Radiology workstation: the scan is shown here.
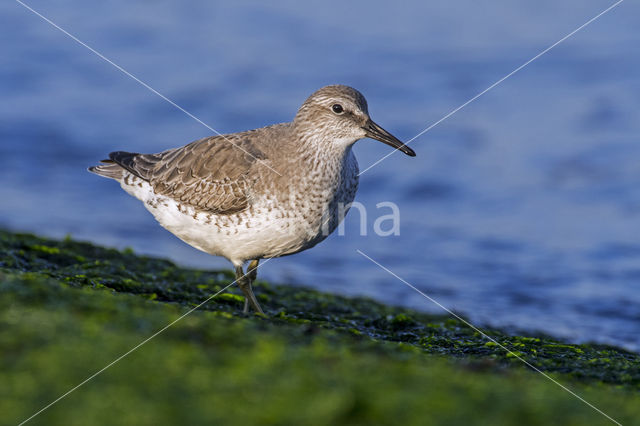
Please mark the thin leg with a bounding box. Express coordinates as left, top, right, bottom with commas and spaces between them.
245, 259, 259, 313
247, 259, 259, 282
235, 264, 265, 315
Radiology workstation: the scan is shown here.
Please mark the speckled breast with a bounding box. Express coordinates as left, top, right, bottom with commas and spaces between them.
262, 147, 360, 258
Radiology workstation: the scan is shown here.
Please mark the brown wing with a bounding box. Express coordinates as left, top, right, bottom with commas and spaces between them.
110, 133, 267, 214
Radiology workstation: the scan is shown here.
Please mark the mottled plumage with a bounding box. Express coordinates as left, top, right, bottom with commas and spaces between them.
89, 85, 415, 314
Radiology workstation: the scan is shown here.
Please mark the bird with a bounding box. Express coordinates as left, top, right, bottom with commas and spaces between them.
89, 85, 415, 314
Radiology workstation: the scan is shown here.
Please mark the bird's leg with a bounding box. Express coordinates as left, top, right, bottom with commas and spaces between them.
247, 259, 259, 282
243, 294, 249, 314
245, 259, 260, 313
235, 264, 264, 315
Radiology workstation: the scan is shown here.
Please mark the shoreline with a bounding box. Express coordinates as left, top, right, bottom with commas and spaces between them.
1, 228, 639, 424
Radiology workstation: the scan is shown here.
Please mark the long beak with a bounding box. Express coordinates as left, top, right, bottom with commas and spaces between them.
363, 120, 416, 157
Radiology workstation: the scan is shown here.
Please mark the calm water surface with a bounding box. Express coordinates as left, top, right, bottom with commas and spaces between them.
1, 1, 639, 350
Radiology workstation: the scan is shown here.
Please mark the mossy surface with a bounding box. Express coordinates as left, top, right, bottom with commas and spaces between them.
1, 229, 639, 425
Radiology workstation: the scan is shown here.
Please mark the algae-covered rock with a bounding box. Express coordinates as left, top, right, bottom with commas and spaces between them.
1, 229, 639, 425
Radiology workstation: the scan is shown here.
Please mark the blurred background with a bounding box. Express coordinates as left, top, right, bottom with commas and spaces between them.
1, 1, 638, 350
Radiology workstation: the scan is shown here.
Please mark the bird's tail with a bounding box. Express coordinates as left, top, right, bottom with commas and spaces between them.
88, 160, 125, 180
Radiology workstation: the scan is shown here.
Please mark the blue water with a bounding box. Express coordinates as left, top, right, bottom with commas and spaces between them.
2, 1, 639, 351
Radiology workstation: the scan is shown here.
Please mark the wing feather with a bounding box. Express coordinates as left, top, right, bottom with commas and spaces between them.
109, 133, 267, 214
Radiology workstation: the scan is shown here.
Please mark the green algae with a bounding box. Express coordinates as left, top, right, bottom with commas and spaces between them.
1, 229, 640, 425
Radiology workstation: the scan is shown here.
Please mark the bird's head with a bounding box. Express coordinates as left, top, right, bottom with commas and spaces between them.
294, 85, 416, 157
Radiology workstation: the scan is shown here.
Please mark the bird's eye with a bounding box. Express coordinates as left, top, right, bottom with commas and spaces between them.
331, 104, 344, 114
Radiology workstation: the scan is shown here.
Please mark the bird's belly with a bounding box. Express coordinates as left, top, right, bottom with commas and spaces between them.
148, 198, 343, 263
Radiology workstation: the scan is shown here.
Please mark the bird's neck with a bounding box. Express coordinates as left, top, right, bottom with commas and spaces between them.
291, 122, 357, 164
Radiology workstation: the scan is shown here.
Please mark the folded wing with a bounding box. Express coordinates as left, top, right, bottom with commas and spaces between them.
95, 134, 267, 215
